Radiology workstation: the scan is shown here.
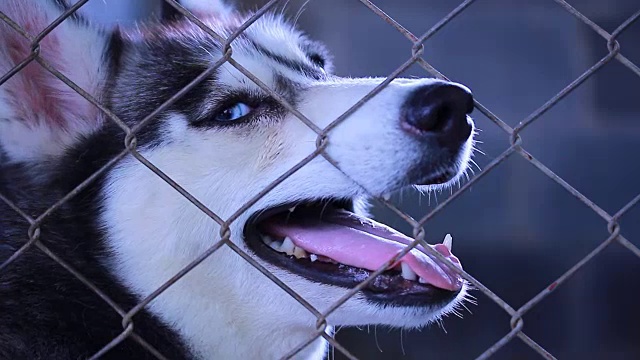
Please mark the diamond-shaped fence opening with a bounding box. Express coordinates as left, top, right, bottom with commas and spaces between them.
0, 0, 639, 359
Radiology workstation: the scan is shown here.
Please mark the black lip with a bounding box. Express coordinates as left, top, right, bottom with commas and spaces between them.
415, 169, 457, 186
243, 200, 460, 307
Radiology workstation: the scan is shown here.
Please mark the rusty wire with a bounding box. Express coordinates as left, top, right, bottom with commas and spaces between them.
0, 0, 639, 359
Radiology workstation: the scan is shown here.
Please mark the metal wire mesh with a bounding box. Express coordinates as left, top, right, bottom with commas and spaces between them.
0, 0, 639, 359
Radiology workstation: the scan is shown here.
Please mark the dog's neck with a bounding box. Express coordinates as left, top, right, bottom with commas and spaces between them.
107, 227, 331, 359
99, 158, 330, 359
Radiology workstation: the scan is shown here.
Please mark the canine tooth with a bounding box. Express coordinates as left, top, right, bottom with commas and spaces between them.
310, 254, 318, 262
269, 240, 282, 252
293, 246, 308, 259
261, 234, 274, 245
401, 263, 417, 281
281, 237, 295, 256
382, 193, 391, 201
419, 277, 428, 284
288, 206, 297, 213
443, 233, 453, 251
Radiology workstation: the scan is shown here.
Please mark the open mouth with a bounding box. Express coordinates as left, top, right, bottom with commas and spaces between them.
243, 199, 464, 307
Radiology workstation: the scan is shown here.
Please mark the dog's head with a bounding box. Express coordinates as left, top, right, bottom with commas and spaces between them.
0, 0, 475, 358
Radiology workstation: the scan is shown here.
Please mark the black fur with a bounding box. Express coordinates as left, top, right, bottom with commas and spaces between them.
0, 130, 193, 359
0, 2, 332, 358
252, 42, 326, 80
0, 3, 202, 356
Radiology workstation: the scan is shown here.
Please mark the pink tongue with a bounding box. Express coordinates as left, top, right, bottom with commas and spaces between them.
259, 211, 463, 291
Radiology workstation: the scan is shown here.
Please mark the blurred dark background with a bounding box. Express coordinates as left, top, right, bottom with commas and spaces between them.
85, 0, 640, 358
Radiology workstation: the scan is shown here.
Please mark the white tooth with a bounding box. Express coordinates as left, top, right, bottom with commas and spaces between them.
401, 263, 418, 281
419, 277, 428, 284
310, 254, 318, 262
382, 193, 392, 201
269, 240, 282, 252
293, 246, 308, 259
281, 237, 295, 256
443, 233, 453, 251
261, 234, 273, 246
288, 206, 296, 213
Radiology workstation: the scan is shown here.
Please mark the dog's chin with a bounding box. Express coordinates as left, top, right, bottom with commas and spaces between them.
308, 280, 467, 330
337, 290, 466, 329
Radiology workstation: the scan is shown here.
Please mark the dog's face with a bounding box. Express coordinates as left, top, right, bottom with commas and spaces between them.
1, 1, 475, 358
102, 12, 475, 356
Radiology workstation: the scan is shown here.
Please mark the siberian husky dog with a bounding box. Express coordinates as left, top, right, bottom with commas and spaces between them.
0, 0, 476, 358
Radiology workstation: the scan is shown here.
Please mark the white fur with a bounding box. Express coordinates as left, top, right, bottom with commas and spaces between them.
181, 0, 235, 18
1, 1, 474, 358
0, 0, 107, 162
100, 46, 473, 358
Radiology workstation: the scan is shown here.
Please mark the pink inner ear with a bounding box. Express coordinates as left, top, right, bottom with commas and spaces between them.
4, 33, 67, 128
1, 1, 100, 132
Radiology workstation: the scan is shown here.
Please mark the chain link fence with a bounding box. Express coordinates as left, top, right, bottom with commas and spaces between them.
1, 0, 639, 359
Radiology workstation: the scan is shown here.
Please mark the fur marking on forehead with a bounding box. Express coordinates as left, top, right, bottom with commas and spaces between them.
123, 12, 327, 81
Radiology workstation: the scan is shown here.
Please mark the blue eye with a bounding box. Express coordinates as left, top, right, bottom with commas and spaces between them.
215, 102, 252, 122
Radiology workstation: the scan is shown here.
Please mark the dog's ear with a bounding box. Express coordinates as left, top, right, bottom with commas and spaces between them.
0, 0, 108, 162
161, 0, 236, 21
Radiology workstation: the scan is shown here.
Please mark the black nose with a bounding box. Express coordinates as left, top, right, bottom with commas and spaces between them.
401, 82, 474, 147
